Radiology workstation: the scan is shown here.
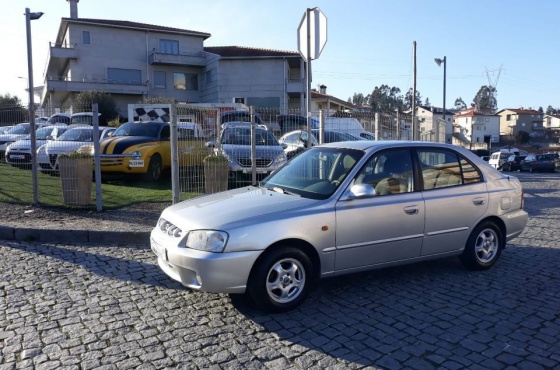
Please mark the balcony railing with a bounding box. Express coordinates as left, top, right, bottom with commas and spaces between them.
149, 50, 206, 67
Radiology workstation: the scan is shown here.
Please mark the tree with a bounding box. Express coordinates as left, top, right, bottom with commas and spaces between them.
424, 97, 431, 107
546, 105, 557, 115
454, 97, 467, 111
349, 93, 367, 106
403, 88, 422, 111
368, 85, 403, 112
74, 90, 119, 121
472, 85, 497, 112
0, 93, 28, 124
538, 106, 544, 113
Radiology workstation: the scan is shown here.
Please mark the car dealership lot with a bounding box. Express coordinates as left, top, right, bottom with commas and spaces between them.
1, 171, 559, 369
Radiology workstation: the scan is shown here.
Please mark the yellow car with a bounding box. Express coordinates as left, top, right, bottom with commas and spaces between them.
80, 121, 207, 181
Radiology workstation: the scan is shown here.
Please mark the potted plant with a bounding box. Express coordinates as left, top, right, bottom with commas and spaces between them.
203, 152, 229, 194
58, 151, 93, 206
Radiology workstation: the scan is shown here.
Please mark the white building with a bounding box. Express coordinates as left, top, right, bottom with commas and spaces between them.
452, 107, 500, 151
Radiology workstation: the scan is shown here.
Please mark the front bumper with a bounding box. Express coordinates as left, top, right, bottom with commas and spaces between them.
151, 235, 262, 294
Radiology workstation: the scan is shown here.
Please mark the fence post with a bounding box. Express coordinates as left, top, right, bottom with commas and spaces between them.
92, 103, 102, 211
170, 103, 180, 204
374, 112, 380, 141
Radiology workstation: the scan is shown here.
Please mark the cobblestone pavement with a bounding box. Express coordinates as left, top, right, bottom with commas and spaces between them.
1, 171, 559, 370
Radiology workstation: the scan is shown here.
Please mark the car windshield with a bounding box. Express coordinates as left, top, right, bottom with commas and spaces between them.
312, 130, 362, 143
34, 127, 57, 140
57, 128, 93, 142
112, 123, 161, 138
6, 124, 31, 135
221, 127, 278, 146
71, 115, 93, 125
261, 146, 364, 200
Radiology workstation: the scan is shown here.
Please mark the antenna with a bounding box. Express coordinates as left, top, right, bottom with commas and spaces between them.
485, 65, 504, 112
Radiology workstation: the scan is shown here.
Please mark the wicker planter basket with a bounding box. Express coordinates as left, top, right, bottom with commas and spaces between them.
59, 157, 93, 206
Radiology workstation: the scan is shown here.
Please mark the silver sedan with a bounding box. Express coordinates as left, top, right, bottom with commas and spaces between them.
151, 141, 528, 312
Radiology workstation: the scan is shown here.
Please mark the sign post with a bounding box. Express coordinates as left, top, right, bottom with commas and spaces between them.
298, 8, 327, 147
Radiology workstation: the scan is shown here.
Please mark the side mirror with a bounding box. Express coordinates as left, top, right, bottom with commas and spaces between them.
281, 143, 288, 149
205, 141, 216, 148
349, 183, 376, 199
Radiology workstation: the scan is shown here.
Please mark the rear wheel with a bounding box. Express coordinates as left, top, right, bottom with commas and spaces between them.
460, 221, 503, 270
247, 247, 314, 313
143, 154, 162, 182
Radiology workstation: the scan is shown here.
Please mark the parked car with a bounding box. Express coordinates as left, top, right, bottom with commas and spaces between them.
276, 114, 318, 134
206, 124, 287, 184
5, 124, 68, 168
220, 110, 263, 126
501, 155, 526, 172
70, 112, 108, 126
45, 113, 71, 125
151, 141, 528, 312
0, 125, 14, 134
488, 147, 520, 169
77, 121, 206, 182
0, 122, 46, 160
278, 129, 365, 160
37, 126, 115, 174
519, 153, 556, 173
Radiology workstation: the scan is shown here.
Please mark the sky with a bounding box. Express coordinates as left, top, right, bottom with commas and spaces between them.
1, 0, 558, 111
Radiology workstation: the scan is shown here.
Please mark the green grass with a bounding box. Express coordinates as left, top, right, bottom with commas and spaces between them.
0, 162, 201, 209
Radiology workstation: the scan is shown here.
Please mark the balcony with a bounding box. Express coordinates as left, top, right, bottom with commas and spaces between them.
45, 42, 79, 76
149, 50, 206, 67
286, 78, 305, 94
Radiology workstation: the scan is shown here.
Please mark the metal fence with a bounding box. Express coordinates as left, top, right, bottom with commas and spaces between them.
1, 102, 443, 209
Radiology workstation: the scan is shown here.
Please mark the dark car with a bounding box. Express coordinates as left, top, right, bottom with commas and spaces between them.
501, 155, 526, 172
520, 153, 556, 173
220, 110, 262, 125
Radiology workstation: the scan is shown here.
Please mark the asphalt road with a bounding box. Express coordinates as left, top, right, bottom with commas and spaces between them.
1, 171, 559, 369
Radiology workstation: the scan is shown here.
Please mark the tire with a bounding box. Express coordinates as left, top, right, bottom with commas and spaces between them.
460, 221, 503, 270
502, 164, 509, 172
143, 154, 162, 182
247, 247, 314, 313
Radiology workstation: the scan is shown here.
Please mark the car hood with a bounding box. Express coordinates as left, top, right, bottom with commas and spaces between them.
162, 186, 319, 229
222, 144, 284, 158
0, 134, 27, 142
100, 136, 161, 154
43, 141, 91, 154
8, 139, 47, 150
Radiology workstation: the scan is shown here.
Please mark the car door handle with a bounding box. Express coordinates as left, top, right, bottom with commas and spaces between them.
472, 197, 486, 206
404, 206, 419, 215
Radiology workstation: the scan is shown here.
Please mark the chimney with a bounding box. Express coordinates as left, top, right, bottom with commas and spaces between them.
67, 0, 79, 19
319, 84, 327, 94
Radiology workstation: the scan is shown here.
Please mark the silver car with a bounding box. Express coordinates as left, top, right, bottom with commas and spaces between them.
151, 141, 528, 312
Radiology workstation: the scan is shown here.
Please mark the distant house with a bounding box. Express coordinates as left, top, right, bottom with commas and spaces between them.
452, 107, 499, 150
543, 114, 560, 132
415, 105, 455, 143
496, 108, 544, 139
40, 1, 306, 118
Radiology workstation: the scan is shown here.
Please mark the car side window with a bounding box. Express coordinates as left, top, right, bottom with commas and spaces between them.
161, 126, 170, 139
418, 149, 482, 190
355, 149, 413, 196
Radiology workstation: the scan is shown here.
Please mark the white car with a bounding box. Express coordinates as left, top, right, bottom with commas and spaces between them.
5, 124, 68, 168
0, 122, 46, 160
37, 126, 115, 174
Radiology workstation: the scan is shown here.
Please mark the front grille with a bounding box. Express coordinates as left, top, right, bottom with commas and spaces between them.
49, 154, 58, 166
6, 152, 31, 164
236, 158, 273, 168
157, 218, 183, 238
100, 157, 125, 167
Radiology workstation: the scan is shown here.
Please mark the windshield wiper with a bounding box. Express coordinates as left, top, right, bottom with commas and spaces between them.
271, 186, 300, 197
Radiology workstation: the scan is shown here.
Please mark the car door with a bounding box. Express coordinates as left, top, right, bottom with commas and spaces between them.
334, 149, 425, 271
418, 148, 488, 256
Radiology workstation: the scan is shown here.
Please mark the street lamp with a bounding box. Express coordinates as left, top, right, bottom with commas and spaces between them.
25, 7, 44, 205
434, 56, 446, 143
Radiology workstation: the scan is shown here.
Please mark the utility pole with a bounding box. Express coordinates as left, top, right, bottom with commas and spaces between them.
412, 41, 417, 140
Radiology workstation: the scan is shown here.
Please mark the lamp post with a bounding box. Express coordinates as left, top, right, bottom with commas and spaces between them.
25, 7, 44, 205
434, 56, 446, 143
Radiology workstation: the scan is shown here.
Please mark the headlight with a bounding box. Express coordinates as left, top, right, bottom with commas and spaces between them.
185, 230, 228, 252
76, 145, 94, 155
124, 151, 142, 160
275, 152, 287, 164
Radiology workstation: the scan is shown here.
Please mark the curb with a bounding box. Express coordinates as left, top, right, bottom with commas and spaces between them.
0, 226, 151, 244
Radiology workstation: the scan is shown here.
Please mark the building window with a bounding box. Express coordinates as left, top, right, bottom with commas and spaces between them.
154, 71, 166, 89
506, 114, 512, 121
174, 73, 198, 90
107, 68, 142, 85
206, 69, 214, 84
83, 31, 90, 45
160, 39, 179, 55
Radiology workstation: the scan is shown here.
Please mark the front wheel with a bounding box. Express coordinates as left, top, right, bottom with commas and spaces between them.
143, 154, 162, 182
247, 247, 314, 313
460, 221, 503, 270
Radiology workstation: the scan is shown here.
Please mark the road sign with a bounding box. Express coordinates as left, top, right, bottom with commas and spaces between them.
297, 8, 327, 61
